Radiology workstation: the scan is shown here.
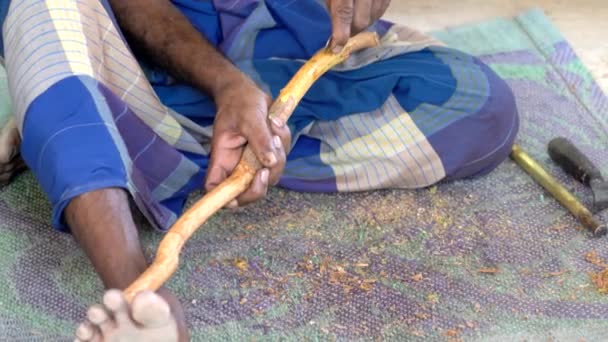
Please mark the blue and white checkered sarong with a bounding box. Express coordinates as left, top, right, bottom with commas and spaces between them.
0, 0, 518, 231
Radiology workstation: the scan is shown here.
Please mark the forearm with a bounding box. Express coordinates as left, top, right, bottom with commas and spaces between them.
108, 0, 244, 97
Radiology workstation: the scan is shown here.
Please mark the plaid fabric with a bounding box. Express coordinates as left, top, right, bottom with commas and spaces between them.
0, 0, 518, 231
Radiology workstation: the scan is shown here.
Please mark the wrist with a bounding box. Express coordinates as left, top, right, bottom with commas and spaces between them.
211, 68, 247, 99
188, 55, 246, 100
209, 68, 258, 105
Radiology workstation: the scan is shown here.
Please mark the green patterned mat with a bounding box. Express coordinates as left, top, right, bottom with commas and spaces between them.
1, 8, 608, 341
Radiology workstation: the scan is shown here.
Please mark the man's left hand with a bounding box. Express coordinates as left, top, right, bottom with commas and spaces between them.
326, 0, 391, 53
204, 75, 291, 208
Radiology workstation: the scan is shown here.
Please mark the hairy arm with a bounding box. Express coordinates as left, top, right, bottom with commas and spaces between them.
108, 0, 291, 207
108, 0, 241, 97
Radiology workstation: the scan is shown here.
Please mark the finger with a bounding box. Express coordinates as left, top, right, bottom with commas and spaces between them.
0, 145, 16, 164
204, 130, 245, 192
267, 135, 286, 186
225, 199, 239, 209
268, 120, 291, 186
204, 159, 228, 193
0, 160, 27, 185
372, 0, 391, 21
0, 157, 25, 174
240, 102, 278, 169
328, 0, 354, 53
0, 172, 11, 184
352, 0, 373, 34
234, 168, 269, 207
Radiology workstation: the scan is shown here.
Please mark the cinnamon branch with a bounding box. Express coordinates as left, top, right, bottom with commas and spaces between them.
124, 32, 380, 302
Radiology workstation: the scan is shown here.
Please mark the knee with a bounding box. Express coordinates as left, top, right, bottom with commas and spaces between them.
439, 57, 520, 181
478, 59, 519, 153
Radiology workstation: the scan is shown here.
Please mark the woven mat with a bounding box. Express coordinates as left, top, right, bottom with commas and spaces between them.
1, 8, 608, 341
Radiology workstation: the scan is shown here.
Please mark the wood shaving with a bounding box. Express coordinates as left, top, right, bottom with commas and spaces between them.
547, 270, 568, 277
427, 293, 439, 303
444, 329, 460, 337
591, 269, 608, 294
233, 258, 249, 272
585, 251, 608, 267
294, 256, 377, 294
297, 257, 315, 272
409, 330, 425, 337
414, 312, 429, 320
478, 268, 500, 274
584, 251, 608, 293
411, 273, 424, 282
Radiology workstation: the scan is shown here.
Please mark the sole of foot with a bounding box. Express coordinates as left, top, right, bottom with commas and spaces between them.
75, 289, 179, 342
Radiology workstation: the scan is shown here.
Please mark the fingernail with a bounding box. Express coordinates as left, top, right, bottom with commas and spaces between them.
261, 169, 269, 184
273, 135, 282, 150
332, 44, 344, 54
271, 116, 285, 128
227, 200, 238, 208
264, 152, 277, 166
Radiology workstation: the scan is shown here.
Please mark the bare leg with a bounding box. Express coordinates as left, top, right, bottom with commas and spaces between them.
66, 189, 188, 342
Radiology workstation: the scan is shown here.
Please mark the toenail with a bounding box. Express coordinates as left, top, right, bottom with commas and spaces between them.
75, 323, 94, 340
103, 289, 126, 311
87, 306, 109, 325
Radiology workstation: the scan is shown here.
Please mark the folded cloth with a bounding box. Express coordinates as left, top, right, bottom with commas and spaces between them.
0, 0, 518, 231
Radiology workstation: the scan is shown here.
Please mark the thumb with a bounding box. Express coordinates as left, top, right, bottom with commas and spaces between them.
328, 0, 354, 53
241, 111, 278, 169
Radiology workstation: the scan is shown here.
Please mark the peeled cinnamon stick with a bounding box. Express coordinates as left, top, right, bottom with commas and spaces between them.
124, 32, 380, 302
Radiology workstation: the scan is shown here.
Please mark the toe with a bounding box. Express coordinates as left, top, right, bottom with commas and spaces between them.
103, 289, 132, 326
87, 304, 115, 336
131, 290, 172, 328
74, 321, 97, 342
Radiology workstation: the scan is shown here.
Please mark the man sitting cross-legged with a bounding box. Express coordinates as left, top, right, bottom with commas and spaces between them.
0, 0, 518, 340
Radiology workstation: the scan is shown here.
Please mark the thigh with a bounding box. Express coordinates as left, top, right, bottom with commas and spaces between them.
2, 0, 206, 231
278, 46, 519, 192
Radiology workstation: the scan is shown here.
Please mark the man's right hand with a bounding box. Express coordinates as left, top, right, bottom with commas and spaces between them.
326, 0, 392, 52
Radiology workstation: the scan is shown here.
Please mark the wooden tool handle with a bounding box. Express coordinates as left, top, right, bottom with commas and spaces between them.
548, 137, 603, 185
124, 32, 380, 302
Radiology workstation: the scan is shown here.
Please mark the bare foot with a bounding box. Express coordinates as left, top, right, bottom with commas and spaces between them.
75, 290, 179, 342
0, 117, 26, 186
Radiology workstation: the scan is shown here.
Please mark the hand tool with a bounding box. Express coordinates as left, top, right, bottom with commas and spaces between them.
123, 32, 381, 302
510, 144, 607, 237
548, 137, 608, 213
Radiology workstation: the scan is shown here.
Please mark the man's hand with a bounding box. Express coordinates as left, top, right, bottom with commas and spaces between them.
0, 120, 26, 187
204, 75, 291, 208
326, 0, 391, 52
